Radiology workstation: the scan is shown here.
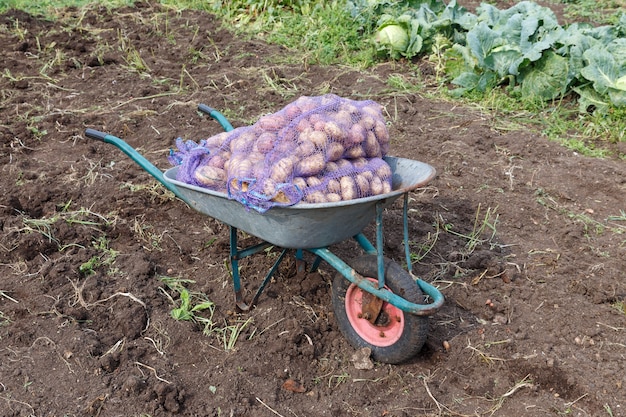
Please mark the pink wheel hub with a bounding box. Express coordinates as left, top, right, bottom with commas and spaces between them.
344, 278, 404, 347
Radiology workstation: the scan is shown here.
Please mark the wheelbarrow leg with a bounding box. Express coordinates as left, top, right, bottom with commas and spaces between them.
229, 226, 249, 311
250, 248, 288, 306
295, 249, 307, 274
229, 226, 289, 311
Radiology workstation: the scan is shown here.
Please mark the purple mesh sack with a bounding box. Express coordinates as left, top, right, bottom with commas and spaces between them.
169, 94, 393, 212
168, 131, 232, 192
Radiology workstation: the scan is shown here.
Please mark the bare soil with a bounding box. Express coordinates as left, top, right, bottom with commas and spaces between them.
1, 3, 625, 417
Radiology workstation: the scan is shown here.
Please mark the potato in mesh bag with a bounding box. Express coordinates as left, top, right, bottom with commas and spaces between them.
169, 94, 393, 212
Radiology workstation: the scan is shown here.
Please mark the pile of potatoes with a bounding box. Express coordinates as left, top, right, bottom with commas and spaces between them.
188, 94, 393, 209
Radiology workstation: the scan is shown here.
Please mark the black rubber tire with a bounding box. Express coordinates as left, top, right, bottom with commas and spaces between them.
331, 255, 429, 364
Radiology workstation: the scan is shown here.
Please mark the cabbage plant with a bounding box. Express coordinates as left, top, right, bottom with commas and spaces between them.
374, 14, 421, 59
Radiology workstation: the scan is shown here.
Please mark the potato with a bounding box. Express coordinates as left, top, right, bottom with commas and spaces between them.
364, 131, 381, 157
251, 160, 267, 178
373, 119, 389, 143
306, 176, 323, 188
194, 166, 226, 188
260, 178, 280, 196
270, 155, 297, 183
380, 141, 390, 155
361, 104, 382, 118
307, 130, 328, 148
275, 139, 296, 155
205, 131, 232, 149
320, 95, 335, 106
297, 100, 318, 113
354, 174, 370, 196
297, 153, 325, 177
325, 162, 339, 173
325, 141, 344, 162
248, 151, 264, 163
361, 115, 377, 130
294, 96, 317, 108
305, 191, 327, 204
327, 178, 341, 194
340, 103, 358, 115
369, 176, 384, 195
284, 103, 303, 119
382, 181, 392, 194
344, 145, 365, 159
255, 132, 277, 154
375, 162, 392, 179
309, 113, 324, 126
230, 178, 249, 193
247, 152, 265, 177
258, 114, 287, 130
296, 119, 312, 133
347, 124, 367, 145
207, 153, 227, 169
351, 157, 368, 168
340, 176, 357, 201
335, 159, 352, 171
334, 110, 353, 127
229, 155, 253, 177
292, 177, 307, 191
295, 141, 316, 158
323, 121, 345, 141
313, 120, 326, 132
230, 131, 256, 153
325, 193, 342, 203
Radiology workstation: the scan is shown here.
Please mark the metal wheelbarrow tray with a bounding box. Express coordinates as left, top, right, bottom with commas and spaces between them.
163, 156, 434, 249
85, 104, 444, 364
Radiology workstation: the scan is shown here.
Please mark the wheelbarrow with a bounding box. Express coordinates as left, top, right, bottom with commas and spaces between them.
84, 104, 444, 364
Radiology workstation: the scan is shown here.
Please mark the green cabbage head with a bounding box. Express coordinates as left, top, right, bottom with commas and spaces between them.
375, 23, 409, 59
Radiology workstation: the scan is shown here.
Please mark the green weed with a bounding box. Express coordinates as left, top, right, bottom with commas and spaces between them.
159, 275, 256, 351
118, 30, 150, 74
439, 204, 500, 254
159, 276, 217, 331
536, 189, 625, 237
612, 300, 626, 315
19, 205, 115, 251
218, 317, 253, 351
79, 236, 119, 276
132, 216, 166, 252
410, 221, 440, 263
121, 182, 176, 203
386, 72, 423, 93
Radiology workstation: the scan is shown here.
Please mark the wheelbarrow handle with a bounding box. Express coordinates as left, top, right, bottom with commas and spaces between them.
198, 104, 234, 132
83, 128, 188, 203
85, 128, 108, 142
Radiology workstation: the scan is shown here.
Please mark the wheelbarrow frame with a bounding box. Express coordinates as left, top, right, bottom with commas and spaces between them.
84, 105, 444, 317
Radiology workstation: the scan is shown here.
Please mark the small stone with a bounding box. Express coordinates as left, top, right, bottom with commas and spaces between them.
493, 313, 508, 325
443, 340, 451, 352
351, 347, 374, 370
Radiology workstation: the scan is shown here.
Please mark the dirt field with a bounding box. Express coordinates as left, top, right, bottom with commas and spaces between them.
1, 2, 625, 416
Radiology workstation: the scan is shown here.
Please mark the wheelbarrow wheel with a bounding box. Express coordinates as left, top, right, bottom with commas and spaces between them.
331, 255, 429, 364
